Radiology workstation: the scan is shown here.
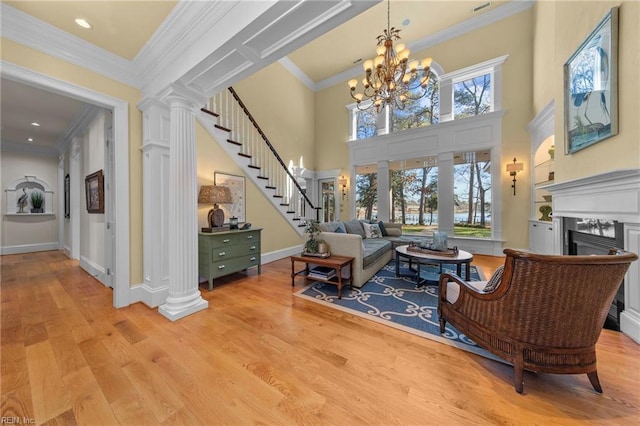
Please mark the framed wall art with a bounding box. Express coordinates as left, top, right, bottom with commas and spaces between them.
214, 172, 245, 223
564, 6, 618, 154
64, 174, 70, 218
85, 169, 104, 213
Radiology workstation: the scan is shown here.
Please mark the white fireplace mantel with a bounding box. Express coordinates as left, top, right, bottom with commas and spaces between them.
544, 168, 640, 344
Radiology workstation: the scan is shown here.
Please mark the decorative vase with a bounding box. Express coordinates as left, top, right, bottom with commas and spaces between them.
31, 208, 44, 214
433, 231, 448, 251
318, 242, 329, 254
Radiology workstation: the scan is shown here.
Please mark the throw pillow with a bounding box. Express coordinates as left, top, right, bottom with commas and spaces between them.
484, 265, 504, 292
378, 221, 388, 236
335, 226, 345, 233
344, 219, 366, 238
363, 222, 382, 239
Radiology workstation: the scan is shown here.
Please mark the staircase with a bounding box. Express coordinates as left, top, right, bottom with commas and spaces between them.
198, 87, 319, 235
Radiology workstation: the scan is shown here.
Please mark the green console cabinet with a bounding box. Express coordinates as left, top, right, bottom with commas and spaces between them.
198, 228, 262, 290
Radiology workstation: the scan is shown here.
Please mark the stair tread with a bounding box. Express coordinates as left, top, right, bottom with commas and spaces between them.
200, 107, 219, 118
215, 124, 231, 132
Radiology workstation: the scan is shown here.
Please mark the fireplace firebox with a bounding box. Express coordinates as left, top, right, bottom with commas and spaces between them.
564, 218, 625, 330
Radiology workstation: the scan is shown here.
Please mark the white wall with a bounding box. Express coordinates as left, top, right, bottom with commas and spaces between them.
77, 110, 107, 280
0, 151, 58, 254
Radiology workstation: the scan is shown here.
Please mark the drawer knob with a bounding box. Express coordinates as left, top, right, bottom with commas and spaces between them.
250, 257, 256, 261
218, 265, 226, 269
247, 235, 253, 239
218, 251, 226, 257
250, 246, 256, 250
223, 239, 230, 243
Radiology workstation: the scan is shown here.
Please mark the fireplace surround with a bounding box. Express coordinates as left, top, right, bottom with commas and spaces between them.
544, 169, 640, 343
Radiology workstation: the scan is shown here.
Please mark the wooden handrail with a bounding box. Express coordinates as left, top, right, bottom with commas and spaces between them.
227, 87, 319, 219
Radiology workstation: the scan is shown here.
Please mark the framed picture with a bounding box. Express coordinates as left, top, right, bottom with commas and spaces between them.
214, 172, 245, 223
564, 6, 618, 154
64, 174, 70, 218
85, 169, 104, 213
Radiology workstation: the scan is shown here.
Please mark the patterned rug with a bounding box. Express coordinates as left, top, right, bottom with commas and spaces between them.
294, 260, 502, 362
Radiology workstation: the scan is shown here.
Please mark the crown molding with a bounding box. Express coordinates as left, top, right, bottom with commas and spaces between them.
278, 57, 315, 91
315, 0, 534, 91
55, 105, 104, 154
0, 3, 141, 88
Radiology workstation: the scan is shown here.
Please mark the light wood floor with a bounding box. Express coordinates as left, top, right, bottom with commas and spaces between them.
1, 251, 639, 425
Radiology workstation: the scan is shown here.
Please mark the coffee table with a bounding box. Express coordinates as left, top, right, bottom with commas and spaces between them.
395, 245, 473, 287
290, 254, 354, 299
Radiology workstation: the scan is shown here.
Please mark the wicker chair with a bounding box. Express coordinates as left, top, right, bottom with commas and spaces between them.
438, 248, 637, 394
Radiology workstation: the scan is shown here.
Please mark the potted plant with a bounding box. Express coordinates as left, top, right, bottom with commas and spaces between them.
303, 219, 328, 255
30, 190, 44, 213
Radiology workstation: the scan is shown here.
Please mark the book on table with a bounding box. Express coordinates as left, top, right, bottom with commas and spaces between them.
308, 266, 336, 280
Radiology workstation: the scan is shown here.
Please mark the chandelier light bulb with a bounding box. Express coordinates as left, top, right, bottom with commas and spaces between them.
408, 60, 419, 72
363, 59, 373, 72
348, 79, 358, 89
394, 43, 406, 53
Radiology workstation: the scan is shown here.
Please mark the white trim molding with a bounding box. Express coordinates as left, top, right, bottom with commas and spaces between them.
1, 61, 131, 309
545, 168, 640, 343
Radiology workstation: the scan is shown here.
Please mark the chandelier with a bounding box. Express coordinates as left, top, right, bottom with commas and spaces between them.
348, 0, 433, 113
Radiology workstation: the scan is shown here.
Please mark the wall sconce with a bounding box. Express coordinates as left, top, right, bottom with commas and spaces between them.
338, 176, 348, 200
506, 157, 524, 196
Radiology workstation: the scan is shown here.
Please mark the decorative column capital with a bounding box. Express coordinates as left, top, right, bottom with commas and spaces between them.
158, 81, 207, 113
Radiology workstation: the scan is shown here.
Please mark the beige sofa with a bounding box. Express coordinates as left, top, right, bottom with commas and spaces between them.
313, 220, 429, 288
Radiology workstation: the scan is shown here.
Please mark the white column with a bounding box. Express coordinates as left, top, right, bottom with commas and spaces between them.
138, 98, 171, 307
437, 152, 455, 235
377, 160, 390, 222
70, 140, 81, 260
158, 84, 208, 321
57, 155, 65, 251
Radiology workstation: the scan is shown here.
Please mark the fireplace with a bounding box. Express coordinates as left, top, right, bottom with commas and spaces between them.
564, 218, 625, 330
544, 169, 640, 343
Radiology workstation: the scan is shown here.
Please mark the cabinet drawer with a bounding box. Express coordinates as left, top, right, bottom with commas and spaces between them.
210, 255, 260, 278
238, 231, 260, 244
208, 234, 238, 248
210, 242, 260, 262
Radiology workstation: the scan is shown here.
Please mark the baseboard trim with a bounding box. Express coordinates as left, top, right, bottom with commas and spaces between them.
262, 245, 303, 264
620, 310, 640, 345
0, 242, 60, 255
129, 282, 170, 308
79, 255, 106, 286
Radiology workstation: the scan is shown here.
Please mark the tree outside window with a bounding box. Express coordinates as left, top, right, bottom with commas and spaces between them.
355, 166, 378, 221
453, 151, 492, 237
454, 74, 491, 118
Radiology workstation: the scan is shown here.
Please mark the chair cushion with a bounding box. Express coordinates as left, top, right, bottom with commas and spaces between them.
363, 222, 382, 239
483, 265, 504, 292
446, 280, 488, 304
344, 219, 366, 238
362, 239, 391, 268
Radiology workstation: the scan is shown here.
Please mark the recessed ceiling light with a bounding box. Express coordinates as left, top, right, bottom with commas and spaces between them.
30, 122, 40, 127
27, 138, 34, 142
402, 19, 410, 26
75, 18, 92, 29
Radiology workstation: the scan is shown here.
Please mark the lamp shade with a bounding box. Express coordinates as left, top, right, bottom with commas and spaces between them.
198, 185, 231, 204
506, 162, 524, 173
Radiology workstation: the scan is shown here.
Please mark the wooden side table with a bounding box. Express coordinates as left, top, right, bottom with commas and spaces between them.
290, 254, 354, 299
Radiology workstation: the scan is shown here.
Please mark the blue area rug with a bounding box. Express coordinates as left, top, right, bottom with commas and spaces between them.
295, 260, 501, 362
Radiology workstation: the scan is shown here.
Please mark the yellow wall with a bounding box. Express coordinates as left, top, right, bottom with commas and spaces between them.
234, 62, 316, 171
1, 38, 144, 284
314, 9, 535, 249
533, 1, 640, 182
197, 62, 316, 252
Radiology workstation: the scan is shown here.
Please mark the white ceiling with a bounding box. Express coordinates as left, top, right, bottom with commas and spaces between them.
0, 0, 512, 155
1, 78, 92, 151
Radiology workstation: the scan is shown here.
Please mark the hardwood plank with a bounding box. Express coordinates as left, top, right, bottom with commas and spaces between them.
63, 367, 118, 425
1, 250, 639, 425
24, 341, 71, 423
